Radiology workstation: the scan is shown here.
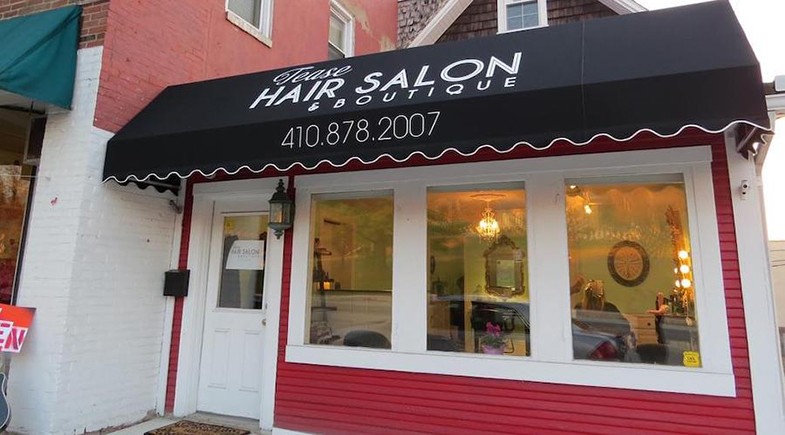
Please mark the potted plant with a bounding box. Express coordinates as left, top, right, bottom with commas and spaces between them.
480, 322, 507, 354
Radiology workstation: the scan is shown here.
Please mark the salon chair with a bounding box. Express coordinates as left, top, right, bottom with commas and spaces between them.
427, 334, 460, 352
636, 343, 668, 364
343, 330, 391, 349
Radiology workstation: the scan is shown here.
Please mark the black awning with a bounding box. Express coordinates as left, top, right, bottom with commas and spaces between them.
103, 1, 768, 183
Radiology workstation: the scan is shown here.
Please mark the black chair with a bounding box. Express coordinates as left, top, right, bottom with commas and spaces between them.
637, 343, 668, 364
427, 334, 460, 352
343, 330, 391, 349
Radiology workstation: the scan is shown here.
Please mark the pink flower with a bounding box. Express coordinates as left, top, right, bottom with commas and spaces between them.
482, 322, 506, 349
485, 322, 501, 336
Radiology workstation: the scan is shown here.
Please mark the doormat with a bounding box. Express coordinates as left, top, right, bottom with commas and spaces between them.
144, 420, 250, 435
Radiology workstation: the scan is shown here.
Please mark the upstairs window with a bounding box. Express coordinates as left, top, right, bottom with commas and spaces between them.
329, 1, 354, 60
226, 0, 273, 45
498, 0, 547, 33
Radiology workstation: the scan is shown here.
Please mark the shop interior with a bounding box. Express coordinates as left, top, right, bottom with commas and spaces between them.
302, 177, 700, 367
0, 107, 37, 306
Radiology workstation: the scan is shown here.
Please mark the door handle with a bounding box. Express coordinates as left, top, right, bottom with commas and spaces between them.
261, 318, 267, 326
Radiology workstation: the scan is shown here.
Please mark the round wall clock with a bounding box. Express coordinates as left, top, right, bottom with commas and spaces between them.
607, 240, 650, 287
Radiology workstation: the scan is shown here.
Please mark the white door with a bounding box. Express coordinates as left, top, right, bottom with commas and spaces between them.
197, 197, 270, 418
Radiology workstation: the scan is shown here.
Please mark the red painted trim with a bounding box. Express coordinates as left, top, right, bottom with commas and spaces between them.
271, 133, 758, 434
164, 181, 194, 413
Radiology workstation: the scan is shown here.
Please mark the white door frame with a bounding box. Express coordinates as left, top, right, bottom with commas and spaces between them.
172, 178, 285, 431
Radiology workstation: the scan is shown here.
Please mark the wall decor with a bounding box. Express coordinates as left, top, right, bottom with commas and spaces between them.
607, 240, 650, 287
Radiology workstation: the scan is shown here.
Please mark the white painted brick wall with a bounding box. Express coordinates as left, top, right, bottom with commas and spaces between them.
7, 46, 178, 434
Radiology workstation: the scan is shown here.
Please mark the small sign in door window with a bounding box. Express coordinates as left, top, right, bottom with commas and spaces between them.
218, 215, 268, 309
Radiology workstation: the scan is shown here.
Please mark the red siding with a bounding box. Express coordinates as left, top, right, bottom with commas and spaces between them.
269, 133, 756, 434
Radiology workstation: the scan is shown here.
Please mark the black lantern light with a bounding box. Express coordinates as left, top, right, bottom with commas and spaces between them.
268, 179, 294, 239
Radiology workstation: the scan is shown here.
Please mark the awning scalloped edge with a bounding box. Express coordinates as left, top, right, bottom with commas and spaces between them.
103, 119, 770, 184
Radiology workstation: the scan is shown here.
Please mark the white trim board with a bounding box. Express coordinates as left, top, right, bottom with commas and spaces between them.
598, 0, 646, 14
724, 132, 785, 433
330, 0, 355, 58
408, 0, 473, 47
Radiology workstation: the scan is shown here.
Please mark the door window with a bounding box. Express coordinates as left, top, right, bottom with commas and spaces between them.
218, 214, 268, 309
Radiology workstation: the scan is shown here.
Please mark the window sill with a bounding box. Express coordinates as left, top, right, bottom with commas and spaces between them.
497, 23, 548, 34
226, 10, 272, 48
285, 344, 736, 397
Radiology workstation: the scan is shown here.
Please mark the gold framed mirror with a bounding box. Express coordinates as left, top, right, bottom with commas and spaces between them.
484, 235, 525, 297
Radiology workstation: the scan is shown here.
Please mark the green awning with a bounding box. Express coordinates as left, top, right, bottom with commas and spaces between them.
0, 6, 81, 110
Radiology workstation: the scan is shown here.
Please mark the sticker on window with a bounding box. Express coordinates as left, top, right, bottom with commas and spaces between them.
683, 351, 701, 367
226, 240, 265, 270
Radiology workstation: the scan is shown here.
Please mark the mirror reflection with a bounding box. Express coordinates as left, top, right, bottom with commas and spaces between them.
484, 235, 525, 298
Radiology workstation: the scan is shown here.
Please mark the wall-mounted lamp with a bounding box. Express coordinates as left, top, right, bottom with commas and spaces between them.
268, 179, 294, 239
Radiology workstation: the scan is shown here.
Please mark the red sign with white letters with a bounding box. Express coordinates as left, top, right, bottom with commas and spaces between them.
0, 304, 34, 353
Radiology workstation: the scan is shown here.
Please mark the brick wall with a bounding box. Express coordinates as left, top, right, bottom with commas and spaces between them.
7, 46, 177, 434
438, 0, 615, 43
0, 0, 108, 49
95, 0, 397, 134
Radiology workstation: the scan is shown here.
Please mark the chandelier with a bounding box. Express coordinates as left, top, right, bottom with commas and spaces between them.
476, 205, 500, 242
471, 193, 504, 243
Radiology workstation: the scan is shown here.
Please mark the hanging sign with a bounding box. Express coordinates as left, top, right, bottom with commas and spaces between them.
0, 304, 35, 353
226, 240, 265, 270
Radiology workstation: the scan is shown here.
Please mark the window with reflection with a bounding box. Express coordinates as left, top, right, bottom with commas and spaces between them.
498, 0, 544, 32
426, 183, 529, 356
0, 114, 39, 306
227, 0, 272, 32
307, 192, 393, 348
565, 175, 700, 366
328, 1, 353, 60
218, 215, 268, 309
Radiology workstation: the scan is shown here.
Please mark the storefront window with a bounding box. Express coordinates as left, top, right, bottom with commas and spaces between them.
426, 183, 529, 356
307, 192, 393, 348
565, 176, 700, 366
0, 110, 38, 306
217, 215, 268, 309
0, 164, 29, 305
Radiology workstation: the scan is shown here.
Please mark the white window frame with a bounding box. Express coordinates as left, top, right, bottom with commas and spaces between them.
497, 0, 548, 33
329, 0, 355, 59
225, 0, 274, 47
286, 146, 735, 397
